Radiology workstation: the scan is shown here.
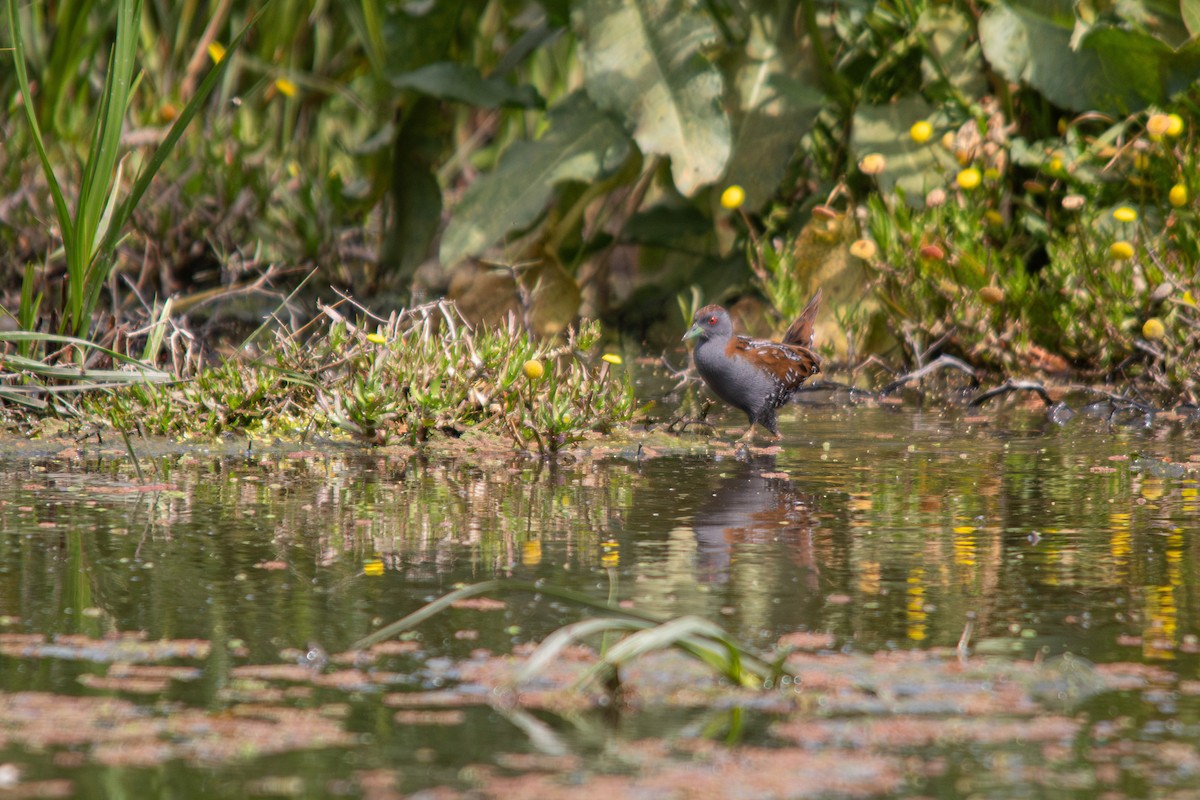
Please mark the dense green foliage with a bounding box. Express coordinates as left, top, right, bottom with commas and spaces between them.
2, 0, 1200, 428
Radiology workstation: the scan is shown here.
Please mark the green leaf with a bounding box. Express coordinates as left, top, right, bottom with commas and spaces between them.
390, 62, 543, 108
851, 96, 957, 204
722, 6, 824, 209
918, 5, 987, 96
575, 0, 730, 195
979, 2, 1200, 113
439, 92, 631, 267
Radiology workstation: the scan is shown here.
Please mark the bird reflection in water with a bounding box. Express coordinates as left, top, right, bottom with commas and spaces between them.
691, 453, 819, 587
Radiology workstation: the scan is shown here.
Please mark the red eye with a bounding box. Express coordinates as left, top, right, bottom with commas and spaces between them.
707, 315, 718, 325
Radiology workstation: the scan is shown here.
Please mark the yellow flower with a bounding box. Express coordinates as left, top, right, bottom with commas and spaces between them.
849, 239, 877, 260
859, 153, 887, 175
274, 77, 297, 98
601, 353, 623, 365
1109, 241, 1135, 260
207, 42, 226, 63
523, 360, 545, 380
1147, 113, 1172, 139
366, 332, 387, 345
1167, 113, 1184, 137
719, 185, 745, 210
1048, 157, 1063, 174
1169, 183, 1188, 208
956, 167, 981, 190
1142, 318, 1165, 340
1113, 206, 1137, 223
909, 121, 933, 144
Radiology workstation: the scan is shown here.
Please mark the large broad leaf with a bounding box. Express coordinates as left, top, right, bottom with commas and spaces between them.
851, 97, 957, 204
575, 0, 730, 196
980, 1, 1200, 114
439, 92, 631, 267
919, 5, 987, 96
722, 5, 824, 209
384, 97, 445, 284
390, 62, 543, 108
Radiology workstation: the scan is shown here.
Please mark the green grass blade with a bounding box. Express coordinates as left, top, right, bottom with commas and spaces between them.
141, 297, 173, 364
5, 0, 73, 242
516, 617, 649, 684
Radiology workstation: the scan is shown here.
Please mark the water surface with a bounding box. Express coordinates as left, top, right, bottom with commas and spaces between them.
0, 406, 1198, 797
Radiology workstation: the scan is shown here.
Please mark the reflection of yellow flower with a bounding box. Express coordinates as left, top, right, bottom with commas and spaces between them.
956, 168, 981, 190
274, 77, 297, 97
363, 559, 384, 577
859, 153, 887, 175
1109, 241, 1135, 260
207, 42, 226, 63
719, 185, 745, 210
522, 541, 542, 566
1113, 206, 1138, 223
1170, 184, 1188, 208
523, 360, 544, 380
1142, 318, 1165, 340
849, 239, 877, 260
601, 353, 622, 365
910, 121, 933, 144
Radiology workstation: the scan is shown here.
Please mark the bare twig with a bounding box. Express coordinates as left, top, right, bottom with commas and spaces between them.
879, 354, 979, 395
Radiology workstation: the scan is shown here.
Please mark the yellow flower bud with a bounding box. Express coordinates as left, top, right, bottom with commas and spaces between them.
207, 42, 226, 63
1142, 318, 1165, 340
523, 360, 545, 380
979, 286, 1005, 305
719, 185, 745, 210
956, 168, 981, 190
859, 153, 887, 175
1113, 206, 1137, 223
849, 239, 878, 260
601, 353, 623, 365
366, 332, 387, 345
1109, 241, 1135, 260
1169, 183, 1188, 208
1167, 113, 1184, 137
1147, 113, 1172, 139
909, 121, 933, 144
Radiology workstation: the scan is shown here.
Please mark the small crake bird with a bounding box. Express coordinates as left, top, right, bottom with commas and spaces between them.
683, 290, 822, 441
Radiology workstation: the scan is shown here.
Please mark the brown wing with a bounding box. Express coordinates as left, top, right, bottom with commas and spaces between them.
728, 337, 821, 387
781, 288, 823, 347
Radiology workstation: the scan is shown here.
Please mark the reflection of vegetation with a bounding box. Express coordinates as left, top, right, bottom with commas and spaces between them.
353, 580, 782, 691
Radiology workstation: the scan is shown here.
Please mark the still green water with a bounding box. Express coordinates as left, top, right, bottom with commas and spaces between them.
0, 406, 1198, 798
